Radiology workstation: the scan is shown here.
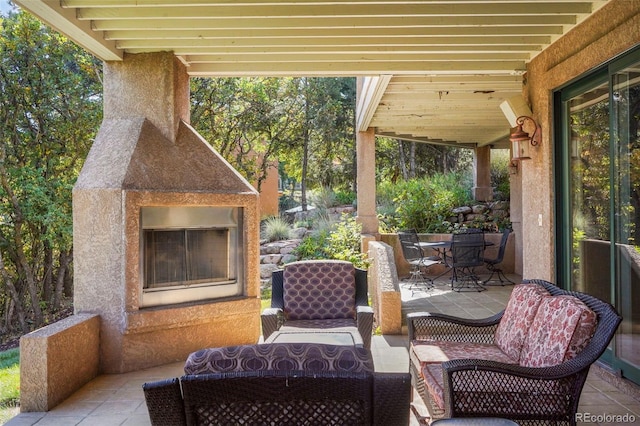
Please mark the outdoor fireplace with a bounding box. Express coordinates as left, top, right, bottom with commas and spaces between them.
67, 53, 260, 375
73, 117, 261, 374
20, 52, 262, 410
140, 206, 243, 307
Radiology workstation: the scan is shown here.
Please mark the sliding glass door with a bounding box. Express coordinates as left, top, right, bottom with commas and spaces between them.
612, 58, 640, 375
556, 46, 640, 383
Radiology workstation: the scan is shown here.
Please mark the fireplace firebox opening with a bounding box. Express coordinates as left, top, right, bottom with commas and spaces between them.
140, 206, 243, 307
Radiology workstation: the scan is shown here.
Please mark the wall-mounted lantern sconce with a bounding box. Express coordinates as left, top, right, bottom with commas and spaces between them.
510, 115, 541, 160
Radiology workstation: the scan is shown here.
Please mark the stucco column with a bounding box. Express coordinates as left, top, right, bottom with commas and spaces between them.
356, 127, 379, 235
473, 145, 492, 201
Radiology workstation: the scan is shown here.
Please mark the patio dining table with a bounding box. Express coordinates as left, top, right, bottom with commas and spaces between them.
415, 239, 494, 282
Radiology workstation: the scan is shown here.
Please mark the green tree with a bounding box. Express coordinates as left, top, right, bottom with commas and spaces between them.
190, 77, 304, 192
376, 137, 474, 184
277, 77, 357, 209
191, 77, 358, 206
0, 11, 102, 334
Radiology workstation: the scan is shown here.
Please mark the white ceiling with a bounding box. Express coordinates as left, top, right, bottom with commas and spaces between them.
15, 0, 608, 149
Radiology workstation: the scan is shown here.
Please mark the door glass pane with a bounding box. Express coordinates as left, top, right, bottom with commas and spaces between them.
567, 81, 612, 304
613, 62, 640, 368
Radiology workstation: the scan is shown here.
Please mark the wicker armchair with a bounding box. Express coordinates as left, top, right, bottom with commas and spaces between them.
261, 260, 374, 349
143, 343, 411, 425
407, 279, 622, 425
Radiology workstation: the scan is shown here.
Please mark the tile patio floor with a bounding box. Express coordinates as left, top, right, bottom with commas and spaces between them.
6, 275, 640, 425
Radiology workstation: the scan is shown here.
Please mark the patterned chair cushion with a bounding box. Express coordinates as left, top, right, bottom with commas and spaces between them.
520, 295, 597, 368
411, 339, 518, 367
422, 363, 446, 410
494, 283, 550, 361
184, 343, 374, 375
283, 260, 356, 321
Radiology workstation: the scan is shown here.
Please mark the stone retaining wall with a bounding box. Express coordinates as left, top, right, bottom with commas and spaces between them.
260, 239, 302, 281
448, 200, 510, 231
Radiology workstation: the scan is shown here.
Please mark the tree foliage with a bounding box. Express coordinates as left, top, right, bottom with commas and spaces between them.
0, 11, 102, 336
375, 136, 473, 183
190, 77, 305, 192
190, 77, 359, 199
377, 174, 472, 233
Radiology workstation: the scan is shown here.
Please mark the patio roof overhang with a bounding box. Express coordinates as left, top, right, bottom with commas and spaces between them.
15, 0, 607, 149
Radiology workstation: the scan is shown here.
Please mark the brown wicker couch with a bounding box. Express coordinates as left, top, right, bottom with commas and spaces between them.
407, 279, 622, 425
261, 260, 374, 349
143, 343, 411, 425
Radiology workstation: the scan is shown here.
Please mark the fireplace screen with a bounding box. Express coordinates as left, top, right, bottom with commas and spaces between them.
140, 206, 243, 307
144, 228, 230, 287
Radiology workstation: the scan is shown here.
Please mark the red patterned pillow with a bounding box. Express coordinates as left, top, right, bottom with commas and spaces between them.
494, 284, 550, 361
283, 261, 356, 321
520, 295, 597, 368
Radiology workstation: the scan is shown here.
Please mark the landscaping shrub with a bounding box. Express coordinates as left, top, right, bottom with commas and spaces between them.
293, 214, 368, 269
261, 216, 291, 242
335, 189, 356, 206
325, 215, 369, 268
491, 149, 511, 200
293, 228, 331, 260
278, 194, 298, 212
309, 186, 338, 209
378, 174, 472, 233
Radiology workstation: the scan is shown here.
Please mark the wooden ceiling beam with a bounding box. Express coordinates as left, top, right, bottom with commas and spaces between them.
91, 15, 578, 31
103, 26, 564, 41
73, 3, 594, 20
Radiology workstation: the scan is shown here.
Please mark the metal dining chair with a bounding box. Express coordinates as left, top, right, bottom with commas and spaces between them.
449, 228, 486, 292
483, 228, 515, 285
398, 230, 439, 293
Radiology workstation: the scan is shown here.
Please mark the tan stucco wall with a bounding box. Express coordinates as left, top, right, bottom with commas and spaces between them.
521, 0, 640, 280
368, 241, 402, 335
20, 314, 100, 412
258, 161, 280, 218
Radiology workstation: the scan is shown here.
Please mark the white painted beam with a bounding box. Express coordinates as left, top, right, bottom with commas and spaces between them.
357, 75, 392, 132
16, 0, 122, 61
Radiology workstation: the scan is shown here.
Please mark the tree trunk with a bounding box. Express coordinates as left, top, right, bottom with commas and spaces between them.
0, 162, 44, 326
0, 251, 28, 333
53, 250, 71, 310
43, 241, 53, 305
399, 140, 408, 180
351, 107, 357, 194
409, 141, 416, 179
63, 251, 73, 298
301, 78, 310, 211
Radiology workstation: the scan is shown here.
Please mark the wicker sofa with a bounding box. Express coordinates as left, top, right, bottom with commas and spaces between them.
261, 260, 374, 349
407, 279, 622, 425
143, 343, 411, 425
